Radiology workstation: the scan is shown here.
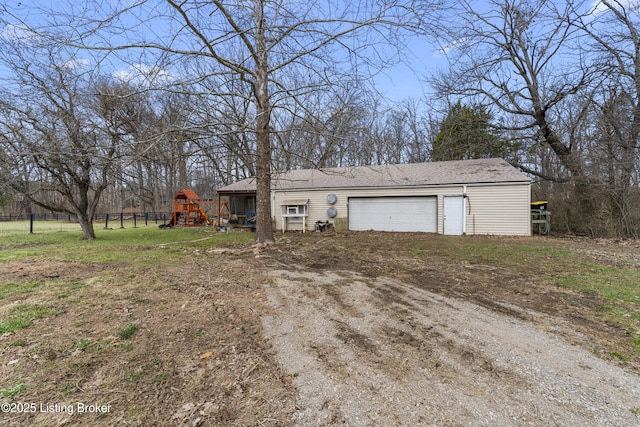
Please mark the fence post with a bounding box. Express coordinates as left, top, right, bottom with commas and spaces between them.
30, 213, 34, 234
133, 213, 137, 228
104, 213, 109, 229
145, 212, 149, 226
119, 212, 124, 228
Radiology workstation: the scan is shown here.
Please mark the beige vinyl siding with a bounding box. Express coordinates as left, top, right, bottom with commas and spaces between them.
275, 187, 447, 231
275, 191, 333, 231
463, 184, 531, 236
272, 182, 531, 236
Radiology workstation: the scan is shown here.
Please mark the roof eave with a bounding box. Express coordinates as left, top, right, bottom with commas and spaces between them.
271, 180, 530, 192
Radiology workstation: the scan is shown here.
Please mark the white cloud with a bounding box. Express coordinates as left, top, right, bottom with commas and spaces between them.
589, 0, 640, 15
0, 23, 41, 43
434, 38, 468, 57
61, 58, 90, 70
112, 64, 174, 87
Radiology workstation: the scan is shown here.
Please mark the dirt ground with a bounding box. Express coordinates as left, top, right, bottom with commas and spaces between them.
1, 231, 640, 426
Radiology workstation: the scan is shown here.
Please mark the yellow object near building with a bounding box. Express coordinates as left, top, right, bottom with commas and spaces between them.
531, 201, 550, 235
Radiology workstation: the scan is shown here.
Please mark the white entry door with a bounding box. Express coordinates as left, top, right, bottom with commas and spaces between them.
444, 196, 464, 235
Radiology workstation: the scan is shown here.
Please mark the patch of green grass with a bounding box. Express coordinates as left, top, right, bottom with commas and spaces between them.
0, 304, 62, 334
127, 371, 145, 382
412, 236, 639, 303
0, 317, 32, 334
609, 351, 628, 360
68, 282, 88, 291
118, 324, 139, 340
152, 372, 167, 382
73, 338, 112, 353
1, 383, 26, 397
68, 357, 107, 371
11, 303, 59, 317
419, 238, 573, 269
57, 281, 87, 299
75, 339, 97, 352
128, 296, 148, 305
0, 222, 254, 264
552, 263, 640, 304
0, 249, 39, 262
0, 280, 43, 299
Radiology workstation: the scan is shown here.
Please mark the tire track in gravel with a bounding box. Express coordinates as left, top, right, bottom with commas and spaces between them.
261, 267, 640, 426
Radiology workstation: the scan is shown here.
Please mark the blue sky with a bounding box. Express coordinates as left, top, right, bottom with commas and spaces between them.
0, 1, 450, 101
374, 0, 639, 103
372, 38, 440, 103
0, 0, 633, 105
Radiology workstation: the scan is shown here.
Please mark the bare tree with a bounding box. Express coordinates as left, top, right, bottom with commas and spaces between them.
429, 0, 621, 235
191, 76, 257, 184
575, 0, 640, 235
432, 0, 594, 182
94, 79, 157, 212
24, 0, 432, 245
401, 99, 430, 163
0, 43, 118, 239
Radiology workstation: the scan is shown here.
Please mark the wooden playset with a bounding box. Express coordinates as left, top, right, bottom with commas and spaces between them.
167, 189, 213, 227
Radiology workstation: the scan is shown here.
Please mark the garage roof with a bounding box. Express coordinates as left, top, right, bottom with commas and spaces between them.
218, 158, 529, 193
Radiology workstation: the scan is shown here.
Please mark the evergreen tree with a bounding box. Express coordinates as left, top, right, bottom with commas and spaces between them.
432, 102, 508, 161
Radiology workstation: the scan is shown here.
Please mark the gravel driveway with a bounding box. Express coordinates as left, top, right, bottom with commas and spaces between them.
262, 266, 640, 426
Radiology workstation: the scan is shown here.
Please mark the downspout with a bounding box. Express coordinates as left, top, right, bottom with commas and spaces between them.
217, 192, 221, 229
271, 192, 276, 232
463, 185, 467, 235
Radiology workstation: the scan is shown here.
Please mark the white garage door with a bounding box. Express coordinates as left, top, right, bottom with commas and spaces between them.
348, 197, 437, 232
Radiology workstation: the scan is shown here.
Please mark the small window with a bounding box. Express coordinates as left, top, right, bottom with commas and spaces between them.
281, 202, 308, 217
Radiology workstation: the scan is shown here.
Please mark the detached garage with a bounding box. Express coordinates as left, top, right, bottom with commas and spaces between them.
217, 158, 531, 236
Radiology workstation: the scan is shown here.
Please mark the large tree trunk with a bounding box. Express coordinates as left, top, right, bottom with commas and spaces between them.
77, 212, 96, 240
253, 0, 274, 245
255, 109, 273, 245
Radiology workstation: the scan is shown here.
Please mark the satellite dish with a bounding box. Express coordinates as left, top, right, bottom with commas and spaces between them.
326, 193, 337, 204
327, 207, 338, 218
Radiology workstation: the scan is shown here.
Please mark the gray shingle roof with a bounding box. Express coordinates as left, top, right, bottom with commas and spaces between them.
217, 158, 529, 193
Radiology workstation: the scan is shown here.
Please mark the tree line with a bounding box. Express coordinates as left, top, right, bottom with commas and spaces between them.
0, 0, 638, 240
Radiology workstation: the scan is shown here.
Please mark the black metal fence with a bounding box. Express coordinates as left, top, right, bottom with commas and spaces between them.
96, 212, 171, 228
0, 213, 75, 222
0, 212, 172, 231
